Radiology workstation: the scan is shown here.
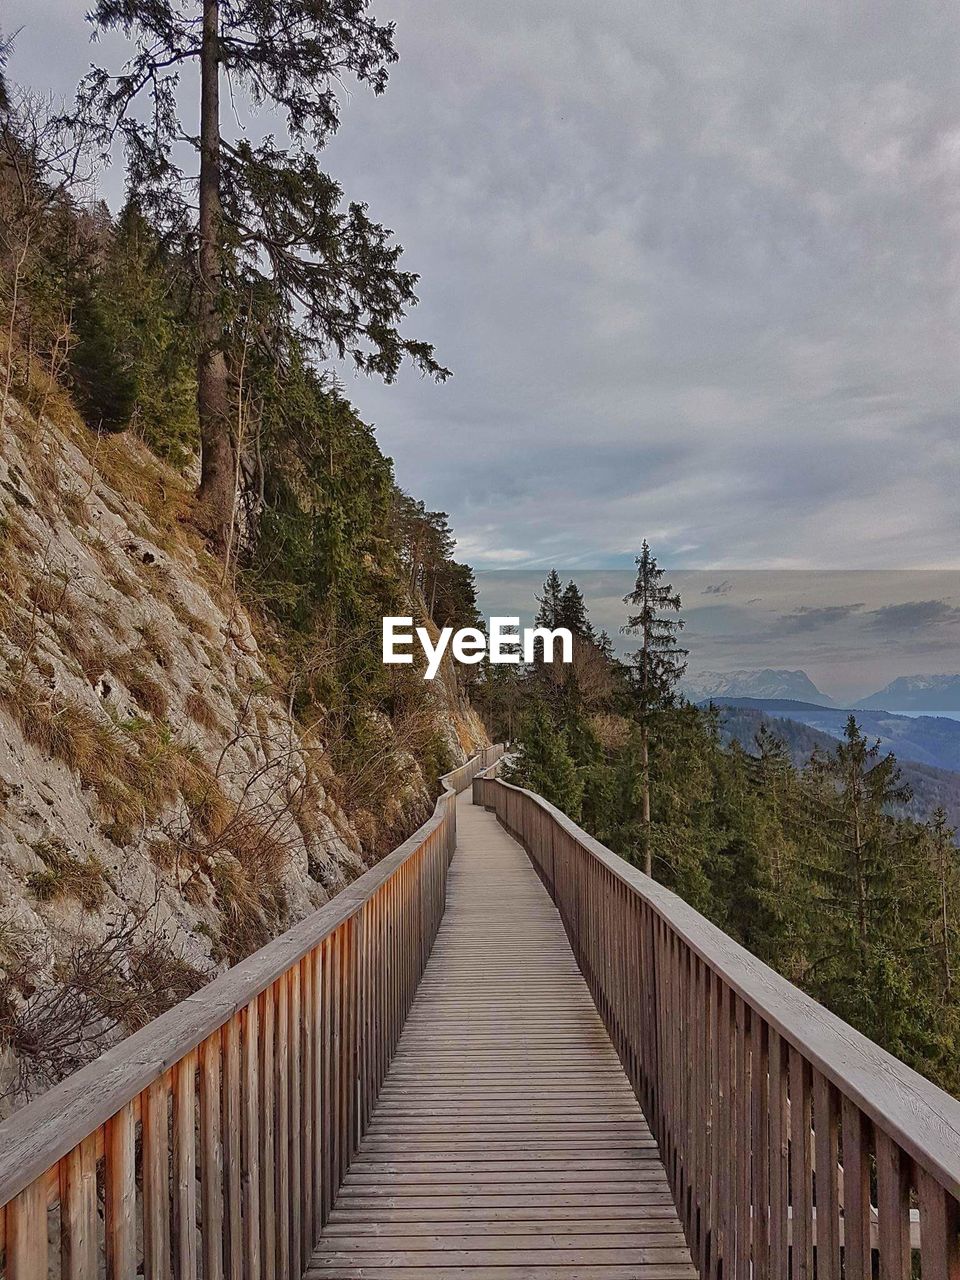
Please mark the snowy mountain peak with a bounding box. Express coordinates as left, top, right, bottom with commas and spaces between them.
856, 674, 960, 712
680, 668, 834, 706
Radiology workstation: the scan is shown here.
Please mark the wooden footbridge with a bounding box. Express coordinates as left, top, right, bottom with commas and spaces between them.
1, 749, 959, 1278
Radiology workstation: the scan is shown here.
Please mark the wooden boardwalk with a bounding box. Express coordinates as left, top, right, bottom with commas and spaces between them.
6, 754, 959, 1280
307, 791, 696, 1279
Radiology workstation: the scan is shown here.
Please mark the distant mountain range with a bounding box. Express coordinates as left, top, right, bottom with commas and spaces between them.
684, 667, 960, 715
714, 701, 960, 830
855, 674, 960, 713
681, 668, 834, 705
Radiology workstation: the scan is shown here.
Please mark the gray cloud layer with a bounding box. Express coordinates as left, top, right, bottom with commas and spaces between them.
8, 0, 960, 567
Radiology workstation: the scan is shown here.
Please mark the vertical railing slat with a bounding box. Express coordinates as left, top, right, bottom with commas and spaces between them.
7, 1177, 48, 1280
258, 986, 277, 1277
813, 1071, 840, 1280
173, 1051, 199, 1280
876, 1130, 912, 1280
105, 1101, 137, 1280
200, 1032, 224, 1280
241, 999, 262, 1280
301, 953, 315, 1268
275, 970, 290, 1280
143, 1078, 171, 1280
223, 1015, 243, 1280
767, 1029, 788, 1277
840, 1098, 871, 1280
317, 947, 330, 1233
60, 1134, 98, 1280
918, 1167, 960, 1280
288, 961, 302, 1273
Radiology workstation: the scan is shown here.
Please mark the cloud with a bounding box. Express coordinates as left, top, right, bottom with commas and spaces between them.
771, 604, 866, 634
8, 0, 960, 569
866, 600, 960, 636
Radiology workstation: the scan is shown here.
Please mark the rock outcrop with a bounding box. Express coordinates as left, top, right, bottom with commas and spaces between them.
0, 381, 485, 1110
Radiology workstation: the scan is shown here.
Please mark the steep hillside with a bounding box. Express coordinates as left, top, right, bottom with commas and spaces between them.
0, 377, 485, 1110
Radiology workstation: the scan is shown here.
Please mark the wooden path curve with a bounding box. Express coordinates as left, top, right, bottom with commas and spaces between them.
307, 790, 696, 1279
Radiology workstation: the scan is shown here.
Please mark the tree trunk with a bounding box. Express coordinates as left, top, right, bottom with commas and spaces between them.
641, 725, 651, 877
196, 0, 234, 549
939, 834, 952, 996
641, 621, 652, 878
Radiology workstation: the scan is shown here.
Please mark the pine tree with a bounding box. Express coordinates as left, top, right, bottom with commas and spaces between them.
747, 725, 791, 877
559, 579, 593, 639
534, 570, 564, 629
69, 286, 139, 431
621, 540, 687, 876
926, 808, 959, 998
801, 718, 927, 1047
596, 630, 616, 661
68, 205, 197, 452
77, 0, 447, 547
503, 703, 583, 820
807, 717, 911, 963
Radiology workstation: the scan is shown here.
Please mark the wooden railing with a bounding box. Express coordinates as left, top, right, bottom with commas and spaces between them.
474, 770, 960, 1279
0, 745, 502, 1280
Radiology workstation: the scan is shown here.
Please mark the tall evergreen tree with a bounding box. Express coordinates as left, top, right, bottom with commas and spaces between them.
621, 541, 687, 876
559, 579, 593, 639
534, 570, 564, 630
68, 204, 197, 453
503, 703, 583, 821
77, 0, 447, 547
596, 630, 616, 661
926, 807, 959, 998
806, 717, 911, 964
801, 717, 931, 1051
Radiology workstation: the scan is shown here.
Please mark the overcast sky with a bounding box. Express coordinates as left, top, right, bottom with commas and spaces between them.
6, 0, 960, 571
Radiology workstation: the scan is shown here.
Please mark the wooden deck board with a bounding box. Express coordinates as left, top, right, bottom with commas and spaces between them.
308, 792, 696, 1279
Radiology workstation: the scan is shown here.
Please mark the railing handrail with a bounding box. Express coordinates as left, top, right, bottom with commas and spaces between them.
483, 774, 960, 1202
0, 746, 500, 1208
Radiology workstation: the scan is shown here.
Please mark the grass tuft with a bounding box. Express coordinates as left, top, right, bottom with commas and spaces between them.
28, 838, 109, 911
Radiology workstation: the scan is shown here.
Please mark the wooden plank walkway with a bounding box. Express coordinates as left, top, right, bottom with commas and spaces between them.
307, 790, 697, 1279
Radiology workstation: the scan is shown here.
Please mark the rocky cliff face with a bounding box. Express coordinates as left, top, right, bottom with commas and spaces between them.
0, 379, 485, 1111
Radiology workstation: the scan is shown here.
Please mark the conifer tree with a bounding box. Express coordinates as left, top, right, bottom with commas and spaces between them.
807, 717, 911, 962
559, 579, 593, 639
621, 541, 687, 876
69, 287, 139, 431
802, 718, 926, 1047
535, 570, 564, 629
77, 0, 447, 547
503, 703, 583, 820
926, 807, 959, 998
748, 722, 805, 909
596, 630, 616, 661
